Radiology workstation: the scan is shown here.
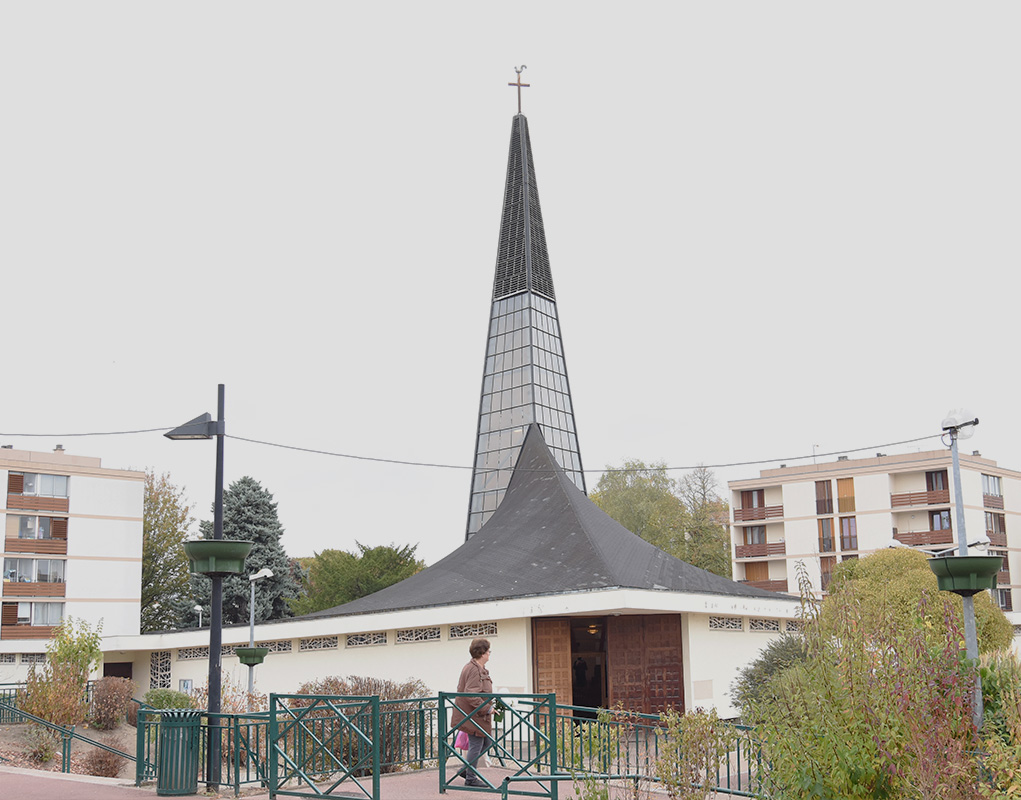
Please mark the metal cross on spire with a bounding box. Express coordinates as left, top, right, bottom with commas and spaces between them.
508, 65, 530, 114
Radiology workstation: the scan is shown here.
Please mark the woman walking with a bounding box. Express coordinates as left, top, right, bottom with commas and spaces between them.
451, 637, 493, 787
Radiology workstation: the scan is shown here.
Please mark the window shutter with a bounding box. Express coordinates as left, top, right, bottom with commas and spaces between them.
7, 473, 24, 494
50, 518, 68, 539
837, 478, 855, 513
1, 604, 17, 626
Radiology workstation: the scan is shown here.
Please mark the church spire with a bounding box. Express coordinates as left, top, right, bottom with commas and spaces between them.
465, 98, 586, 538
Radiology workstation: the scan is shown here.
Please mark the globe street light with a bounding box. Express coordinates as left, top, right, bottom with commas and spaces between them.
194, 605, 203, 628
246, 568, 273, 704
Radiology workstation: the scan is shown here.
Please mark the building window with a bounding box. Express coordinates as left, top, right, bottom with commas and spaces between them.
708, 616, 743, 631
177, 647, 209, 661
396, 627, 441, 644
9, 473, 69, 498
837, 478, 855, 513
749, 618, 781, 633
256, 640, 293, 653
931, 510, 952, 531
926, 470, 949, 492
839, 517, 858, 550
299, 636, 339, 651
744, 561, 769, 582
744, 526, 766, 546
982, 474, 1003, 497
22, 653, 46, 665
818, 519, 835, 553
3, 558, 65, 584
449, 622, 498, 639
986, 513, 1007, 536
0, 653, 14, 664
741, 489, 765, 509
17, 602, 63, 626
150, 651, 172, 690
346, 632, 387, 648
820, 557, 837, 591
815, 481, 833, 515
997, 589, 1012, 612
786, 619, 803, 633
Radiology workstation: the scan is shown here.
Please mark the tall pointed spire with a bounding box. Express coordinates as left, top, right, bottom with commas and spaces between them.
466, 110, 586, 538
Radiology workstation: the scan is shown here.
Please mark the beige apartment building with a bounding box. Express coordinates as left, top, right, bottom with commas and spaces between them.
728, 449, 1018, 614
1, 445, 144, 681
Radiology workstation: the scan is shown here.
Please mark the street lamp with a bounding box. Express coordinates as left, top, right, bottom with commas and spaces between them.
166, 384, 229, 788
194, 605, 203, 628
245, 568, 273, 704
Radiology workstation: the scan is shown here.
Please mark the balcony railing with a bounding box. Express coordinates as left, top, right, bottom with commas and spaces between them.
733, 505, 783, 522
3, 538, 68, 555
890, 490, 950, 507
739, 579, 789, 593
998, 570, 1011, 585
984, 494, 1005, 510
0, 625, 56, 640
6, 494, 69, 513
2, 582, 66, 598
987, 531, 1007, 548
893, 529, 954, 547
734, 541, 787, 559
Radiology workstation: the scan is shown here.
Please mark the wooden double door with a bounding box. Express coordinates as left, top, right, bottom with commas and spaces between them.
532, 614, 684, 715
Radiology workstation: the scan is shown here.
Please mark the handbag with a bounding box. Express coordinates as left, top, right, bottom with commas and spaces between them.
455, 730, 469, 750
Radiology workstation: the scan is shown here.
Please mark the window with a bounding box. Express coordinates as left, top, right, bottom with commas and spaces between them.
997, 589, 1012, 612
15, 473, 69, 498
931, 510, 952, 531
815, 481, 833, 515
840, 517, 858, 550
820, 556, 837, 591
837, 478, 855, 513
818, 518, 835, 552
744, 526, 766, 546
16, 602, 63, 626
986, 512, 1007, 536
3, 558, 64, 583
926, 470, 948, 492
741, 489, 765, 509
983, 474, 1003, 497
18, 516, 51, 539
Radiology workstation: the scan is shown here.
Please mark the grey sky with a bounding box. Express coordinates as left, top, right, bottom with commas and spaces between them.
3, 3, 1018, 566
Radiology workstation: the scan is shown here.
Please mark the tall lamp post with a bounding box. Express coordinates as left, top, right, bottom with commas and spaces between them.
238, 568, 273, 710
935, 411, 998, 731
194, 605, 203, 628
166, 384, 244, 788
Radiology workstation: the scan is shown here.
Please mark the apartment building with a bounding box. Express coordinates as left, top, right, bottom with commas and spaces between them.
1, 445, 144, 679
728, 450, 1019, 613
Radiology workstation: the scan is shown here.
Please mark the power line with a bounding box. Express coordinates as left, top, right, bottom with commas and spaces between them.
0, 428, 946, 475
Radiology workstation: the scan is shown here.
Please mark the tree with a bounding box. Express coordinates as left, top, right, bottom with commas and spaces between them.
591, 460, 732, 578
187, 476, 303, 626
290, 543, 425, 616
678, 465, 731, 578
141, 470, 194, 632
590, 460, 689, 557
824, 547, 1012, 654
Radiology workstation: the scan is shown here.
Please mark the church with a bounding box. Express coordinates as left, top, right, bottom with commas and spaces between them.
102, 99, 798, 719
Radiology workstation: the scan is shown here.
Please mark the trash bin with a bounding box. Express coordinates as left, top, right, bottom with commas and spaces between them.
157, 709, 202, 796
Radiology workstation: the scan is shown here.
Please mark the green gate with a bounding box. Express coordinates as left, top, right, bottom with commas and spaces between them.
440, 693, 557, 798
269, 693, 380, 799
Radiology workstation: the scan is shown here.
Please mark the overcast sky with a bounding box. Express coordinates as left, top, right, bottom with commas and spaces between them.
2, 3, 1019, 566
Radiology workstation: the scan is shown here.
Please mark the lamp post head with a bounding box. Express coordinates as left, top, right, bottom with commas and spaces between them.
249, 568, 274, 582
165, 413, 221, 440
193, 605, 202, 613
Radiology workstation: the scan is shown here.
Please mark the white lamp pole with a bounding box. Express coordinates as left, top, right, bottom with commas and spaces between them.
247, 568, 274, 705
194, 605, 203, 628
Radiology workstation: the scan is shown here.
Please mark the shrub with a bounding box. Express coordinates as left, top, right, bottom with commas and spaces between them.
143, 688, 196, 710
126, 701, 139, 728
729, 632, 807, 716
90, 677, 135, 730
190, 671, 266, 714
20, 618, 102, 726
25, 724, 60, 764
84, 747, 126, 777
656, 708, 731, 800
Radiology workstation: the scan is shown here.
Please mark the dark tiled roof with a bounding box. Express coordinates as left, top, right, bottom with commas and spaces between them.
307, 425, 791, 619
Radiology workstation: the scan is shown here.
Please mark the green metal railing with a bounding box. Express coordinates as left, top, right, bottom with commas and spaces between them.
0, 698, 136, 773
0, 680, 96, 725
135, 707, 271, 795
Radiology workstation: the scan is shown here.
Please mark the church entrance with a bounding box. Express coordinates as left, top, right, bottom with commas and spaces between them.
532, 614, 683, 716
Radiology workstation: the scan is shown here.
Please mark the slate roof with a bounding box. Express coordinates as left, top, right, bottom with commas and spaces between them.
306, 425, 791, 620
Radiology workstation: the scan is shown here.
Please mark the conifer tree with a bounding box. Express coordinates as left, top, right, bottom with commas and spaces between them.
186, 476, 303, 626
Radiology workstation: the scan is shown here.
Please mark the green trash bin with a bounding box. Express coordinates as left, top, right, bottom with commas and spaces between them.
157, 709, 201, 796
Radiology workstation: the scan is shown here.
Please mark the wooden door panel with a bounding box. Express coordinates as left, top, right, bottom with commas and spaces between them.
533, 618, 573, 707
607, 615, 684, 715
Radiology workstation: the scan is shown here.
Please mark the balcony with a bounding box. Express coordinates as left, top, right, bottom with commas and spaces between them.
6, 494, 69, 513
0, 625, 56, 640
890, 490, 950, 508
3, 538, 68, 555
984, 494, 1005, 510
893, 529, 954, 547
733, 505, 783, 522
987, 532, 1007, 548
2, 581, 66, 598
734, 542, 787, 559
998, 571, 1011, 585
739, 579, 789, 593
